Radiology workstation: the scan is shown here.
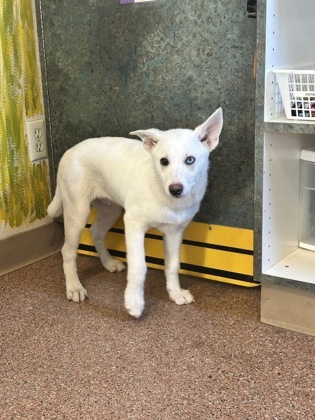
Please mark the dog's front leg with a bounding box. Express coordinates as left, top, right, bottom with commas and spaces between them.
124, 216, 147, 318
163, 225, 195, 306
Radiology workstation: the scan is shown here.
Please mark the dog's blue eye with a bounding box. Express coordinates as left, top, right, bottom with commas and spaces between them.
185, 156, 195, 165
160, 158, 169, 166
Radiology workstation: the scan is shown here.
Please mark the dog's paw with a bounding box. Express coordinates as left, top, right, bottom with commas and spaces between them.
104, 258, 126, 273
66, 287, 87, 303
124, 292, 145, 319
168, 288, 195, 306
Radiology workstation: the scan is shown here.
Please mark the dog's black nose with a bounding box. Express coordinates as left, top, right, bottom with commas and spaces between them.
169, 183, 184, 197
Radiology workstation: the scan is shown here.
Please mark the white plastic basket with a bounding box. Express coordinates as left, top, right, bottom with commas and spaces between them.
273, 68, 315, 120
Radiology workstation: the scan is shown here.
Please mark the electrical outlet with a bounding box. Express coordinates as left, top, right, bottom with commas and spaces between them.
26, 119, 48, 162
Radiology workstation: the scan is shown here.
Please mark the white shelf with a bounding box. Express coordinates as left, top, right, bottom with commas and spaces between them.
264, 248, 315, 285
262, 132, 315, 278
264, 0, 315, 121
261, 1, 315, 286
267, 117, 315, 125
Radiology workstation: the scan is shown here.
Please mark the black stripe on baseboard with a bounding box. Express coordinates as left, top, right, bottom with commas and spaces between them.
78, 244, 255, 284
182, 239, 253, 256
84, 225, 253, 256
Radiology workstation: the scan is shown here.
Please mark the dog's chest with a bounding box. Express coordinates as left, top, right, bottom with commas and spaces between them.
148, 202, 199, 228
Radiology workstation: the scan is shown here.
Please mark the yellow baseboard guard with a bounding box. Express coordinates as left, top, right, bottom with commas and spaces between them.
78, 210, 258, 287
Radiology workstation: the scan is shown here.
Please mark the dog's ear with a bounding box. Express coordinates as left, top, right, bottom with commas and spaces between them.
129, 129, 160, 152
195, 108, 223, 152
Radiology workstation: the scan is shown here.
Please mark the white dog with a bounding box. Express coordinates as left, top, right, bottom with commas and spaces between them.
48, 108, 223, 318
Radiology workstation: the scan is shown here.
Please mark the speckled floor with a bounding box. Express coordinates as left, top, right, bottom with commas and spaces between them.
1, 253, 314, 419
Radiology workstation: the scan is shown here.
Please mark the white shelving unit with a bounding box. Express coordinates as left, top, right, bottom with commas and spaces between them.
262, 0, 315, 285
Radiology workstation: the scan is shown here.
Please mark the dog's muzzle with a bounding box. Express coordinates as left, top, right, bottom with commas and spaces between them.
169, 183, 184, 197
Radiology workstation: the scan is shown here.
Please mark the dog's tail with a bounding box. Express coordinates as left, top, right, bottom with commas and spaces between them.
47, 184, 63, 218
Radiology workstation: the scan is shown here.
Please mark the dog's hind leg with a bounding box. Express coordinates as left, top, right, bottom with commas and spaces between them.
90, 200, 125, 273
163, 225, 195, 306
62, 204, 90, 303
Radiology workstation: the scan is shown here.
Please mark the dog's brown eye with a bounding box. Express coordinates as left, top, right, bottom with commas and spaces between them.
185, 156, 195, 165
160, 158, 169, 166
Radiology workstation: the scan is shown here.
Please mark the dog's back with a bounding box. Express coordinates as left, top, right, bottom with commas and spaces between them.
48, 137, 146, 218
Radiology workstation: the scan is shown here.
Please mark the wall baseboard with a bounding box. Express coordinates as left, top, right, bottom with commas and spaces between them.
78, 210, 258, 287
0, 222, 64, 276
